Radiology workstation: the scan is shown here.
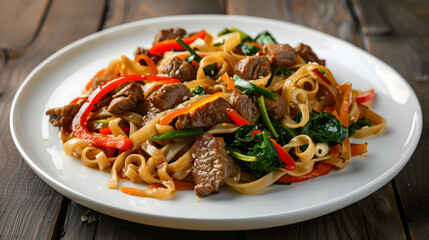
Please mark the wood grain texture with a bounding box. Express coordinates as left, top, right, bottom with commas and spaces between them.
0, 0, 50, 53
353, 0, 429, 239
103, 0, 224, 28
0, 0, 105, 239
226, 0, 361, 46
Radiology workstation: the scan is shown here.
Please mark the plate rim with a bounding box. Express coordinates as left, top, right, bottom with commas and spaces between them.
9, 14, 423, 230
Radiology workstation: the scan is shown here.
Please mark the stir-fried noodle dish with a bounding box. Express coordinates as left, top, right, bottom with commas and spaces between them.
46, 28, 386, 199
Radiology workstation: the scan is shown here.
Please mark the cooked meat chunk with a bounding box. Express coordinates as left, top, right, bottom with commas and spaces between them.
161, 57, 197, 82
153, 28, 186, 44
229, 90, 260, 123
175, 97, 233, 129
148, 83, 192, 111
295, 43, 325, 65
234, 55, 271, 80
134, 47, 162, 65
192, 133, 239, 197
107, 83, 145, 115
46, 98, 85, 133
263, 43, 297, 68
265, 96, 287, 120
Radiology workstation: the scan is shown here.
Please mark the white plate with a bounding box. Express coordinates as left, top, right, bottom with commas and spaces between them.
10, 15, 422, 230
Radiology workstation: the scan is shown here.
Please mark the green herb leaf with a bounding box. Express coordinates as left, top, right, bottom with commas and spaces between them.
192, 86, 206, 96
301, 112, 348, 145
150, 128, 204, 141
255, 31, 277, 46
176, 37, 202, 63
239, 43, 262, 56
349, 118, 373, 136
203, 63, 219, 78
271, 118, 296, 146
232, 75, 278, 101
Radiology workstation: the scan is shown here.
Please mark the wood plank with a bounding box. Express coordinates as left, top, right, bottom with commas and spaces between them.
103, 0, 224, 28
352, 0, 429, 239
226, 0, 406, 239
0, 0, 50, 53
0, 0, 105, 239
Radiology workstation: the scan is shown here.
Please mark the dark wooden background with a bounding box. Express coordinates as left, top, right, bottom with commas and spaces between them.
1, 0, 428, 239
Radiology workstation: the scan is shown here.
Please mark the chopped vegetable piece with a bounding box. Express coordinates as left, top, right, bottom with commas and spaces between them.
203, 63, 219, 78
239, 43, 262, 56
150, 128, 204, 141
148, 30, 206, 55
213, 39, 225, 46
258, 95, 279, 138
192, 86, 206, 96
232, 75, 278, 101
355, 89, 376, 106
176, 37, 202, 63
160, 92, 223, 125
349, 118, 372, 136
221, 73, 235, 90
228, 147, 257, 162
255, 31, 277, 46
218, 28, 252, 42
134, 53, 158, 75
338, 83, 352, 128
351, 143, 368, 156
226, 108, 250, 126
312, 68, 331, 85
301, 112, 348, 145
271, 138, 296, 170
277, 163, 333, 183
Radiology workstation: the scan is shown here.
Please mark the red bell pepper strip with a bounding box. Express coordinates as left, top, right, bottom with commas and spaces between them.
226, 108, 250, 126
99, 127, 130, 135
226, 108, 296, 170
277, 163, 333, 183
160, 92, 223, 125
72, 75, 180, 150
148, 30, 206, 56
355, 89, 375, 107
312, 68, 331, 85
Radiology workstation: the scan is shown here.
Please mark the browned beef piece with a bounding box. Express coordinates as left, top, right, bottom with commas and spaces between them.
175, 97, 233, 129
234, 55, 271, 80
295, 43, 325, 65
134, 47, 162, 65
153, 28, 186, 44
191, 133, 239, 197
107, 83, 145, 115
265, 96, 287, 120
161, 57, 196, 82
228, 90, 260, 123
46, 98, 85, 132
263, 43, 297, 69
148, 83, 192, 111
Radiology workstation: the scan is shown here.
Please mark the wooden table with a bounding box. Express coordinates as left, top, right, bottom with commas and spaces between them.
1, 0, 428, 239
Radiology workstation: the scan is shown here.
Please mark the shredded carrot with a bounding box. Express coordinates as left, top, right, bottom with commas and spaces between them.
147, 181, 195, 191
134, 54, 158, 76
338, 83, 352, 128
160, 92, 223, 125
221, 73, 235, 90
120, 187, 145, 196
351, 143, 368, 156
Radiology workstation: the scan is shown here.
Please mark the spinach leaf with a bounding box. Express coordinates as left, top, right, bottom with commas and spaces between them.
228, 125, 285, 178
349, 118, 372, 136
301, 112, 348, 145
271, 118, 296, 146
255, 31, 277, 46
239, 43, 262, 56
203, 63, 219, 78
192, 86, 206, 96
